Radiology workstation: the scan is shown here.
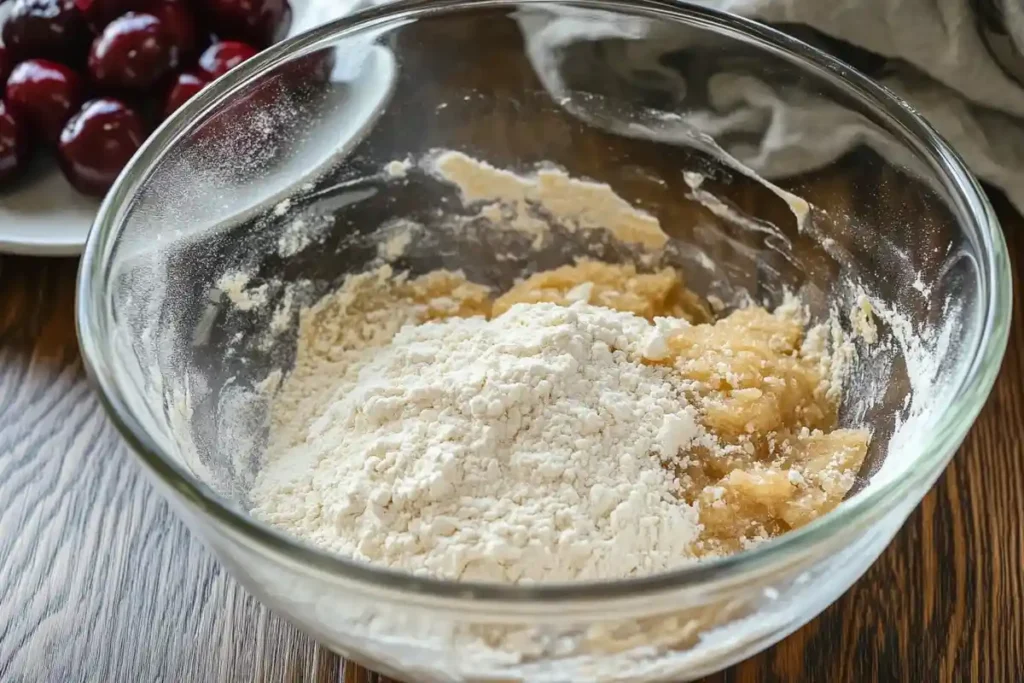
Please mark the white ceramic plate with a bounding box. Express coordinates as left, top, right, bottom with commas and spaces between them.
0, 160, 100, 256
0, 0, 366, 256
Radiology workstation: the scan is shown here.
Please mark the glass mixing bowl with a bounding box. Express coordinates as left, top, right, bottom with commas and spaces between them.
76, 1, 1011, 680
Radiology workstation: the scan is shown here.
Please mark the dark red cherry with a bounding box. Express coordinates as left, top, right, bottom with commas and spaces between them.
0, 100, 33, 187
88, 12, 178, 89
5, 59, 85, 144
162, 71, 206, 118
203, 0, 291, 48
146, 1, 202, 61
197, 41, 257, 80
2, 0, 90, 64
58, 97, 145, 196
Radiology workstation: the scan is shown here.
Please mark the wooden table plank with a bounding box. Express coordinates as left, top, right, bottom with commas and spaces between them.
0, 190, 1020, 681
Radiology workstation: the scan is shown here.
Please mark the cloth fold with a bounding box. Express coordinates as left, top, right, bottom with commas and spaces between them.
720, 0, 1024, 212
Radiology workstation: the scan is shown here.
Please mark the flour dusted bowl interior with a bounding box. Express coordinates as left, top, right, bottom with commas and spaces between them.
78, 1, 1009, 681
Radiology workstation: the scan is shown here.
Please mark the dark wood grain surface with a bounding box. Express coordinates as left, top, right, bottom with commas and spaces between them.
0, 187, 1019, 682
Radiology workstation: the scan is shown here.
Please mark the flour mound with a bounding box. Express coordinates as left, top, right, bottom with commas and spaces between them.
251, 302, 704, 583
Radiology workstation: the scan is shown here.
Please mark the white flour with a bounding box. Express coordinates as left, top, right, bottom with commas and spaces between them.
251, 301, 706, 583
215, 271, 268, 311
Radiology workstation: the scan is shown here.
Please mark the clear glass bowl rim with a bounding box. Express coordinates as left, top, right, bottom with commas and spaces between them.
76, 0, 1012, 604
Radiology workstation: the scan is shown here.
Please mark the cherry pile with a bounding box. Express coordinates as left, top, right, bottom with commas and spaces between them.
0, 0, 291, 196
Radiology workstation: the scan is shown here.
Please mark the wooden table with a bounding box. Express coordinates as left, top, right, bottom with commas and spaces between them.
0, 187, 1020, 681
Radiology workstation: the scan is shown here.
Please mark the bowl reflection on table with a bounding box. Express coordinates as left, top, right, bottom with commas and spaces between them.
76, 1, 1010, 681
